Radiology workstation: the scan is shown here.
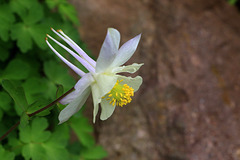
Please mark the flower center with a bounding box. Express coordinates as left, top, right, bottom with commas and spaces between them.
102, 80, 134, 107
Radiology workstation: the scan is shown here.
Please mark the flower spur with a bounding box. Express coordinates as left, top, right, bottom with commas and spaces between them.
46, 28, 143, 123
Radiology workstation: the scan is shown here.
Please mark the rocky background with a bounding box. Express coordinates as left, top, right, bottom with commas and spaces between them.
69, 0, 240, 160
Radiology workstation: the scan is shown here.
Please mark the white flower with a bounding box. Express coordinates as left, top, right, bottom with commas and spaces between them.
46, 28, 143, 124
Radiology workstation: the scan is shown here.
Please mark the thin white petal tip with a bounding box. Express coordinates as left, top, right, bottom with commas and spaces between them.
57, 29, 62, 32
136, 33, 142, 39
108, 28, 116, 31
58, 120, 65, 125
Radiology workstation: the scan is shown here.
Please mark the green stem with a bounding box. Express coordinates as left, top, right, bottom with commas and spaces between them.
0, 87, 74, 142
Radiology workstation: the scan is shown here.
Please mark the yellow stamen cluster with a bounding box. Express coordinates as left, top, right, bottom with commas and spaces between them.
102, 80, 134, 107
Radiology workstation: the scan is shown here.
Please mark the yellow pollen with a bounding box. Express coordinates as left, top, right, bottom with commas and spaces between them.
102, 80, 134, 107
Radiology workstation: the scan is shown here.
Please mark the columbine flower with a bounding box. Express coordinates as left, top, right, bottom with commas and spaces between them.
46, 28, 143, 123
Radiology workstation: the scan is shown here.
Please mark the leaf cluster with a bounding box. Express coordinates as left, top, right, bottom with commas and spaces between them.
0, 0, 106, 159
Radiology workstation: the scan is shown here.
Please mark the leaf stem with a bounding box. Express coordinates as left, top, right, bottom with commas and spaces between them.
0, 87, 74, 142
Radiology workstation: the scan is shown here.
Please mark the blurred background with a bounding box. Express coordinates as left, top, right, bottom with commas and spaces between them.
69, 0, 240, 160
0, 0, 240, 160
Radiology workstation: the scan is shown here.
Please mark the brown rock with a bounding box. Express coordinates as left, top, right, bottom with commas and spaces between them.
70, 0, 240, 159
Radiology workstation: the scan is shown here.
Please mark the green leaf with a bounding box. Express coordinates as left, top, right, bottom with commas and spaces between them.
29, 24, 48, 49
45, 81, 59, 100
0, 145, 15, 160
23, 77, 48, 103
10, 0, 47, 49
41, 124, 70, 160
0, 91, 12, 111
228, 0, 238, 5
0, 5, 15, 41
56, 84, 65, 110
45, 0, 67, 9
23, 2, 44, 25
81, 146, 108, 159
22, 143, 46, 160
0, 40, 12, 62
56, 84, 64, 98
10, 0, 28, 17
44, 60, 75, 89
8, 137, 23, 155
26, 99, 51, 117
20, 112, 29, 128
14, 103, 23, 116
20, 118, 70, 160
59, 4, 79, 25
23, 77, 47, 94
19, 117, 50, 143
70, 115, 95, 147
11, 23, 32, 53
45, 0, 79, 25
10, 0, 43, 24
2, 80, 28, 112
0, 109, 3, 121
26, 100, 45, 114
0, 46, 9, 62
2, 59, 30, 80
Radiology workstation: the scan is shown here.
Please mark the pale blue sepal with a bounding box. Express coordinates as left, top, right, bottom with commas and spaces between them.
100, 98, 116, 120
91, 73, 117, 123
112, 63, 144, 74
111, 34, 141, 68
58, 87, 91, 124
117, 75, 143, 92
93, 73, 118, 97
60, 73, 93, 105
91, 83, 101, 123
96, 28, 120, 73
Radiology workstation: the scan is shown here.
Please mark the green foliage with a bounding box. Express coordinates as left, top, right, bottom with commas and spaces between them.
82, 146, 108, 159
44, 60, 75, 90
20, 112, 30, 128
70, 115, 95, 148
0, 0, 106, 159
1, 59, 30, 80
0, 5, 15, 41
45, 0, 79, 25
0, 146, 15, 160
228, 0, 239, 5
2, 80, 28, 112
56, 84, 66, 110
0, 91, 12, 111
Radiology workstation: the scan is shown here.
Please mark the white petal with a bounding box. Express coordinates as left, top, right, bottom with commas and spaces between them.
94, 73, 118, 96
96, 28, 120, 73
51, 28, 96, 67
47, 34, 95, 73
58, 87, 91, 124
100, 98, 116, 120
91, 73, 118, 122
91, 83, 101, 123
117, 75, 143, 92
111, 34, 141, 67
59, 90, 81, 105
60, 73, 93, 104
112, 63, 144, 74
46, 39, 85, 76
74, 73, 94, 90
